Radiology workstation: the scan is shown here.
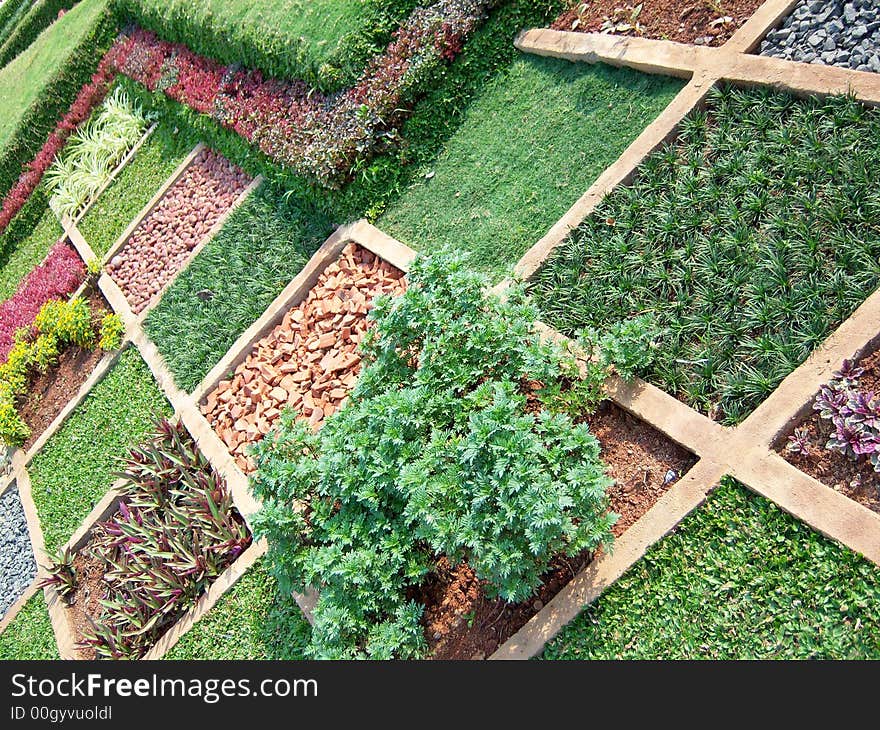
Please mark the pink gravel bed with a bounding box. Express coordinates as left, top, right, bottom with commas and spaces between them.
0, 239, 85, 361
106, 147, 251, 314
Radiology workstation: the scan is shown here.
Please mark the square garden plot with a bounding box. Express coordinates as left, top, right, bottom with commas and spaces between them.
541, 477, 880, 660
40, 419, 252, 660
105, 146, 252, 315
530, 84, 880, 426
425, 402, 696, 659
778, 338, 880, 516
202, 241, 407, 474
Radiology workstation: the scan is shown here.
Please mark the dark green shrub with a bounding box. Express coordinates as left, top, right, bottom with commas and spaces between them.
252, 250, 622, 659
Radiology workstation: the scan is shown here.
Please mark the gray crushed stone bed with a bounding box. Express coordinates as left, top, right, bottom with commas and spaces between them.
759, 0, 880, 73
0, 485, 37, 619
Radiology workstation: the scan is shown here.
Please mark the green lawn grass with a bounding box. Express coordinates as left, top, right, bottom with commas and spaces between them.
28, 347, 172, 553
117, 0, 418, 91
144, 181, 333, 392
0, 0, 109, 153
0, 205, 61, 300
0, 593, 58, 660
542, 478, 880, 660
77, 122, 194, 257
531, 85, 880, 424
379, 55, 682, 279
164, 560, 310, 660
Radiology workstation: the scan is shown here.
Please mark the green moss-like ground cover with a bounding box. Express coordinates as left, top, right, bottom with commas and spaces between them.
164, 560, 310, 660
542, 478, 880, 660
531, 85, 880, 425
0, 205, 62, 300
0, 593, 58, 660
379, 55, 682, 279
28, 347, 172, 552
144, 182, 333, 392
77, 121, 195, 257
0, 0, 109, 153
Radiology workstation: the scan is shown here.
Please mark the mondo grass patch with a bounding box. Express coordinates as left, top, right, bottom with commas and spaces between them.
77, 121, 195, 257
531, 85, 880, 425
144, 182, 334, 393
542, 478, 880, 660
0, 593, 58, 660
28, 347, 172, 553
164, 560, 310, 660
379, 56, 682, 279
0, 204, 62, 300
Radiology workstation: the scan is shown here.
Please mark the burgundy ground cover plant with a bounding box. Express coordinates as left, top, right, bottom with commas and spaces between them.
0, 47, 123, 234
0, 240, 85, 361
110, 0, 496, 187
789, 359, 880, 472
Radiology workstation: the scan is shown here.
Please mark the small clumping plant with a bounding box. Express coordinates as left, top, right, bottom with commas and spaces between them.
799, 359, 880, 473
252, 249, 656, 659
98, 313, 124, 351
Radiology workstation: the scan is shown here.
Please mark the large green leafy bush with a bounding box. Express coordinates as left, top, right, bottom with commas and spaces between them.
252, 251, 632, 659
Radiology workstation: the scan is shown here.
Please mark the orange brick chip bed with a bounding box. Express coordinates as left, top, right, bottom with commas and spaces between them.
203, 242, 407, 473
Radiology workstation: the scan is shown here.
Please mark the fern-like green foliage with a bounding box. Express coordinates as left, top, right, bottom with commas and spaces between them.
251, 250, 620, 659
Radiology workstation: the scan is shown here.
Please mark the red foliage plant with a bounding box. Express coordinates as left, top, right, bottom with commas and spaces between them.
0, 48, 123, 235
0, 240, 85, 361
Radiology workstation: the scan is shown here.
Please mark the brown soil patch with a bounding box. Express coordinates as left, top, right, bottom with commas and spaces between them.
203, 243, 406, 473
552, 0, 763, 47
18, 288, 111, 451
779, 349, 880, 516
423, 402, 697, 659
65, 548, 107, 660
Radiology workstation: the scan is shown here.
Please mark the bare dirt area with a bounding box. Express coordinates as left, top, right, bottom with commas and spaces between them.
552, 0, 763, 46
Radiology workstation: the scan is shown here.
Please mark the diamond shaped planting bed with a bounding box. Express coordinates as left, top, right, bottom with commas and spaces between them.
105, 146, 252, 315
0, 482, 37, 620
202, 238, 408, 474
42, 419, 253, 660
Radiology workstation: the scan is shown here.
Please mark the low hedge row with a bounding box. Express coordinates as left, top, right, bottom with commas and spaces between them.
0, 0, 80, 69
0, 2, 116, 210
0, 0, 32, 49
113, 0, 420, 93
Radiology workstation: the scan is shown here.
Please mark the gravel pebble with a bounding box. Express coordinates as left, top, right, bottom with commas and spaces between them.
0, 485, 37, 619
759, 0, 880, 72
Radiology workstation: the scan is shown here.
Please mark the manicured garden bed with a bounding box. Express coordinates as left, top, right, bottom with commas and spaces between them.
0, 206, 62, 301
552, 0, 762, 46
43, 419, 251, 659
106, 146, 251, 314
378, 55, 682, 278
780, 346, 880, 515
541, 477, 880, 659
17, 289, 118, 452
28, 346, 171, 552
531, 85, 880, 425
163, 560, 311, 661
115, 0, 420, 92
426, 402, 696, 659
144, 182, 333, 393
77, 121, 194, 257
0, 484, 37, 619
0, 592, 58, 660
203, 242, 407, 473
0, 0, 110, 154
